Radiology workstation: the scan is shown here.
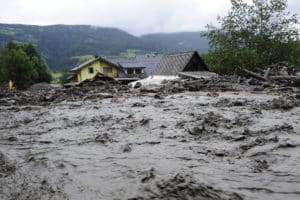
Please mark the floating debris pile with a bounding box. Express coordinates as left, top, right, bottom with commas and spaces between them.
238, 62, 300, 87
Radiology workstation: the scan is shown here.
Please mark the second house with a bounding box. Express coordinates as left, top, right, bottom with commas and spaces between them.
71, 56, 120, 82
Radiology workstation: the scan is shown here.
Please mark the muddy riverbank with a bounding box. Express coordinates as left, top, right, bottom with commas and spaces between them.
0, 89, 300, 199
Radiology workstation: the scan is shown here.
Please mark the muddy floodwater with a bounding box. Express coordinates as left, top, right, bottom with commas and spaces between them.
0, 91, 300, 200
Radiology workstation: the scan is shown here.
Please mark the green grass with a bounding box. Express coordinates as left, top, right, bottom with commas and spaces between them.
51, 72, 62, 84
0, 28, 17, 36
119, 49, 141, 58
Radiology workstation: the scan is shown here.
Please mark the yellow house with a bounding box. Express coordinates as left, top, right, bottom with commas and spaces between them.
71, 56, 119, 82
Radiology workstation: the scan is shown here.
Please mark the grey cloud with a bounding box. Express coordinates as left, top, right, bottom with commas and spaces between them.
0, 0, 298, 35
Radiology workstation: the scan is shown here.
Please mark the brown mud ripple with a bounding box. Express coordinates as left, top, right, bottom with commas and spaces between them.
0, 91, 300, 199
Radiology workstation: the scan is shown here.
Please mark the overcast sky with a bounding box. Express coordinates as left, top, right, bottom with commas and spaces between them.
0, 0, 299, 35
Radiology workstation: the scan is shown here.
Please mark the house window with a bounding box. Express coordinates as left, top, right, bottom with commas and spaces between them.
88, 67, 94, 74
127, 68, 134, 74
103, 67, 113, 74
135, 68, 142, 74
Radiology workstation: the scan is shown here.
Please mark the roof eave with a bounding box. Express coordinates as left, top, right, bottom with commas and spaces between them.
72, 57, 119, 72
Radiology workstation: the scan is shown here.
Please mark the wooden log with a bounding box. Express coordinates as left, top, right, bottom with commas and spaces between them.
261, 81, 275, 87
237, 76, 241, 84
269, 76, 300, 81
274, 87, 298, 92
263, 68, 271, 79
241, 69, 267, 81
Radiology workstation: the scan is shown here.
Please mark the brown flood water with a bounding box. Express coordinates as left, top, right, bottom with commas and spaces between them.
0, 91, 300, 200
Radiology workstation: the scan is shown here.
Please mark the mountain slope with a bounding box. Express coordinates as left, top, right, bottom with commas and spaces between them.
140, 32, 209, 54
0, 24, 209, 71
0, 24, 155, 70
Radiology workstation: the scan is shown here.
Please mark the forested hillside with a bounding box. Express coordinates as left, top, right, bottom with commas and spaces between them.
141, 32, 208, 54
0, 24, 208, 70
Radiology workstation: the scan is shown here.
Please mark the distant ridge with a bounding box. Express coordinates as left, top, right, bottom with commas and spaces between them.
0, 23, 208, 70
141, 31, 208, 54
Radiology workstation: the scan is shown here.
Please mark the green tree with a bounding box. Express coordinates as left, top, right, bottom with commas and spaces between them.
23, 43, 52, 83
0, 41, 52, 89
0, 43, 37, 89
203, 0, 300, 74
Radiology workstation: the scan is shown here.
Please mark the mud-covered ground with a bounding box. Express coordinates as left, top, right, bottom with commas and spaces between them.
0, 90, 300, 200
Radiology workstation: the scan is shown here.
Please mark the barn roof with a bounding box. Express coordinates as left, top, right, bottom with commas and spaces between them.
152, 51, 208, 76
109, 54, 163, 75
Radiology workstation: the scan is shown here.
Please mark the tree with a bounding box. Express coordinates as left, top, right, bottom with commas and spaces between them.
0, 44, 37, 89
0, 41, 52, 89
203, 0, 300, 74
23, 43, 52, 83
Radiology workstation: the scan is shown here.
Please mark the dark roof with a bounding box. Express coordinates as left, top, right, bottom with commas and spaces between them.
109, 54, 163, 76
66, 73, 77, 80
152, 51, 208, 76
71, 56, 118, 71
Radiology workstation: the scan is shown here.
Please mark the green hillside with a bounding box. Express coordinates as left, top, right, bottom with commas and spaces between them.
0, 24, 209, 71
140, 32, 209, 54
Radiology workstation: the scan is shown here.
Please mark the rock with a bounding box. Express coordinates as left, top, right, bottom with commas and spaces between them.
160, 125, 167, 129
7, 136, 18, 142
233, 136, 246, 141
132, 103, 146, 107
141, 168, 155, 183
253, 160, 269, 173
95, 133, 112, 144
122, 144, 132, 153
140, 118, 151, 126
277, 140, 298, 148
134, 82, 142, 89
188, 126, 205, 135
0, 152, 16, 177
213, 150, 229, 157
154, 94, 164, 99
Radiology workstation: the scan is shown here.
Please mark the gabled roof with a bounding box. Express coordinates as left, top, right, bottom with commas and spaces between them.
109, 54, 163, 75
71, 56, 118, 72
152, 51, 208, 76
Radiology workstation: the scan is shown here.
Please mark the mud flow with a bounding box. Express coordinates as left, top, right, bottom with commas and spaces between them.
0, 88, 300, 199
